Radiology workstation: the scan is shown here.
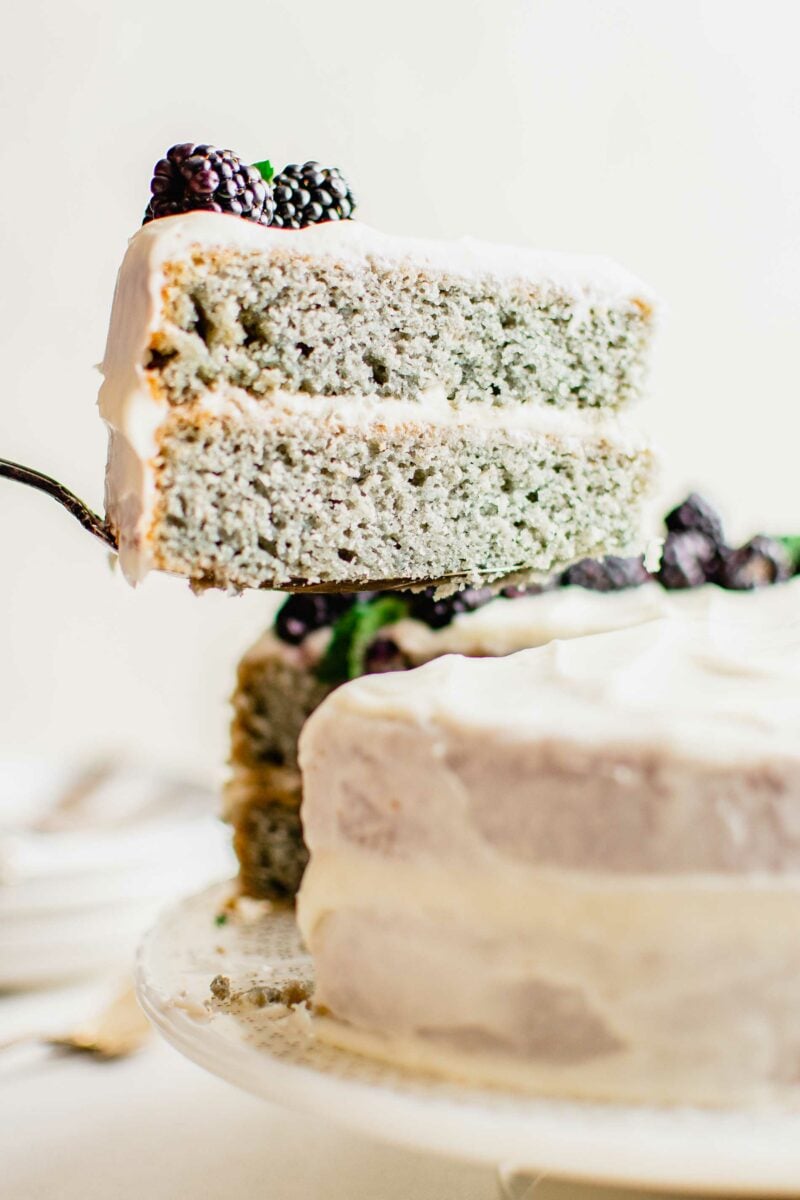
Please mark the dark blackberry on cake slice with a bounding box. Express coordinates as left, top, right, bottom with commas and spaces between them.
144, 143, 274, 225
271, 162, 356, 229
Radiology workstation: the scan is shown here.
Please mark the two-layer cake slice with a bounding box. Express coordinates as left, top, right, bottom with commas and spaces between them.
99, 212, 657, 591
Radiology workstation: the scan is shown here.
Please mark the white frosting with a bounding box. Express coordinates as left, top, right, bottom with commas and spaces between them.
196, 385, 651, 448
244, 581, 796, 681
297, 580, 800, 1105
106, 210, 657, 308
300, 858, 800, 1106
98, 213, 656, 584
303, 577, 800, 771
389, 580, 686, 660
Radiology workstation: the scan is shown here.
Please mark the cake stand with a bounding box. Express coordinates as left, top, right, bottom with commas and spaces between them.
136, 881, 800, 1196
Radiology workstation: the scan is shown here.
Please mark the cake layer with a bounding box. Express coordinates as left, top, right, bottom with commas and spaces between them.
99, 213, 657, 586
104, 212, 656, 413
152, 241, 652, 412
150, 400, 653, 590
299, 604, 800, 876
300, 703, 800, 875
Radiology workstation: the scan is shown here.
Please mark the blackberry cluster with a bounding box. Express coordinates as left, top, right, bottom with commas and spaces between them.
274, 592, 369, 645
560, 556, 649, 592
405, 586, 494, 630
271, 162, 356, 229
657, 494, 791, 591
144, 144, 274, 225
500, 582, 552, 599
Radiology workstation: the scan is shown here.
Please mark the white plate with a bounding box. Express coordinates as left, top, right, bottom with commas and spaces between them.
137, 882, 800, 1195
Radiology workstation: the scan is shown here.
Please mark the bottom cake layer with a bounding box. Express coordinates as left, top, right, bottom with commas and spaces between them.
300, 857, 800, 1108
148, 401, 654, 590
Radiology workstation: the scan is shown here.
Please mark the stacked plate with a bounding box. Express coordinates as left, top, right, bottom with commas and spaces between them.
0, 758, 234, 988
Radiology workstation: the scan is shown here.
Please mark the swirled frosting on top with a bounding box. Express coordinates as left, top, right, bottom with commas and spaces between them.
306, 578, 800, 769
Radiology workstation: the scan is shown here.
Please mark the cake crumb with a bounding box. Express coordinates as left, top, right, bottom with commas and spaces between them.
208, 973, 312, 1011
209, 974, 232, 1002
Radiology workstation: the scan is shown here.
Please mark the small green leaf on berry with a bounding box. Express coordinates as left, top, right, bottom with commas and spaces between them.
253, 159, 274, 183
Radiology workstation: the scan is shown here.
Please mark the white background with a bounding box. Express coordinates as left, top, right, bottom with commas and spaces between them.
1, 0, 798, 776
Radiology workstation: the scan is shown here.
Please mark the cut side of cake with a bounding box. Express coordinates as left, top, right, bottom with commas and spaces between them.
296, 581, 800, 1107
99, 212, 657, 591
227, 582, 672, 898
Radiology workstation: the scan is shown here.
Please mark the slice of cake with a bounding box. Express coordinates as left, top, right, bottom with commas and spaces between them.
99, 211, 657, 591
296, 581, 800, 1107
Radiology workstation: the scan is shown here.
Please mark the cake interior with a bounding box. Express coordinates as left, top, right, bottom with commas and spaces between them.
228, 642, 328, 897
148, 250, 653, 411
154, 409, 654, 590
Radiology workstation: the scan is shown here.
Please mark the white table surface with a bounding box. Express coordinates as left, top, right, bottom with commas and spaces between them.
0, 980, 707, 1200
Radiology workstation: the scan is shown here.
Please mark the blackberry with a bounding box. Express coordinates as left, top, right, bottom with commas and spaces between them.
657, 531, 718, 590
144, 143, 274, 226
664, 493, 725, 547
271, 161, 356, 229
561, 556, 650, 592
274, 592, 367, 645
715, 536, 791, 590
407, 586, 493, 630
363, 637, 411, 675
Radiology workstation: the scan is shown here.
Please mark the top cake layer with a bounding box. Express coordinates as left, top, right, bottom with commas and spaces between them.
100, 212, 656, 421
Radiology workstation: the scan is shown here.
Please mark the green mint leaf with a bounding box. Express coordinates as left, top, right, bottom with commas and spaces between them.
214, 913, 228, 927
253, 159, 274, 183
777, 535, 800, 572
316, 596, 409, 684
